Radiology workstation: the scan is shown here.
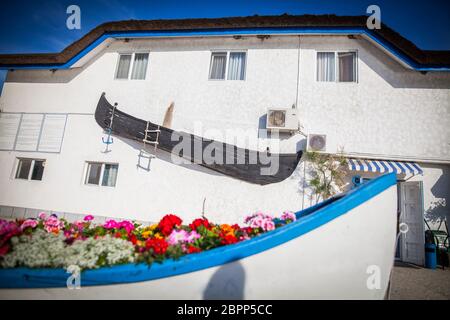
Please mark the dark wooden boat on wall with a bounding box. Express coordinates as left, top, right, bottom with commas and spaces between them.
94, 93, 302, 185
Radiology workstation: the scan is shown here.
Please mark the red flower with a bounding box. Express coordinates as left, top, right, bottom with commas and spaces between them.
187, 245, 202, 254
189, 218, 210, 231
220, 234, 238, 245
129, 234, 137, 245
0, 244, 10, 256
158, 214, 182, 236
145, 238, 168, 255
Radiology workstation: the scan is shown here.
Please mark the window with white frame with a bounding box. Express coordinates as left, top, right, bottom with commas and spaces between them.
115, 53, 149, 80
85, 162, 119, 187
316, 51, 357, 82
209, 51, 246, 80
15, 158, 45, 181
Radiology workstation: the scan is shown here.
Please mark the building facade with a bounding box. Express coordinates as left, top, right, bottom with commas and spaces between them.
0, 15, 449, 265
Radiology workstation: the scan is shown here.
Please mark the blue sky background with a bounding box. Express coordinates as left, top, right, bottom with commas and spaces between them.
0, 0, 449, 93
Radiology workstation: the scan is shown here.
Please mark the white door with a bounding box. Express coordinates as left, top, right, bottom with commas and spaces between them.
399, 181, 425, 265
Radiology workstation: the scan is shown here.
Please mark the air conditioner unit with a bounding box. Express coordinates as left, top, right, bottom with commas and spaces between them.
307, 134, 327, 152
266, 108, 298, 132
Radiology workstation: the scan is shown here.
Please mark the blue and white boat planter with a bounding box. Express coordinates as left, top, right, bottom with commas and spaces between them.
0, 173, 398, 299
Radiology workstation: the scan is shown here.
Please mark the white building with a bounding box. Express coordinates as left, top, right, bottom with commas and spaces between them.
0, 15, 449, 266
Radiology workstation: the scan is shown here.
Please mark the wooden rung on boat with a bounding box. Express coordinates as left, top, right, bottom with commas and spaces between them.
142, 140, 159, 145
143, 121, 160, 151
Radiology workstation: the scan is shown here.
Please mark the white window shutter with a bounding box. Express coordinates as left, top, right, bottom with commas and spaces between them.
15, 114, 44, 151
0, 113, 21, 150
38, 114, 67, 152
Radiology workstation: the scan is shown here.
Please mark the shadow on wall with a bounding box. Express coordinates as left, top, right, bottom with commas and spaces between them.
5, 46, 107, 84
426, 174, 449, 225
357, 39, 450, 89
203, 261, 245, 299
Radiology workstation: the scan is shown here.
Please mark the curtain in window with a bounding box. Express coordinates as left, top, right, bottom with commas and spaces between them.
115, 55, 132, 79
317, 52, 336, 82
131, 53, 149, 80
209, 53, 227, 80
102, 164, 118, 187
227, 52, 246, 80
338, 52, 356, 82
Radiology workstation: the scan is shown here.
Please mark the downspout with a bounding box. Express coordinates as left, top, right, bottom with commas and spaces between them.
295, 35, 307, 211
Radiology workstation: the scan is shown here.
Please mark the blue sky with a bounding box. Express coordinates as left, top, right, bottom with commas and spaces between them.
0, 0, 449, 93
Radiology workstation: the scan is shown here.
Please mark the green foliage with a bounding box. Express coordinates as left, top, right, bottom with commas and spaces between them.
305, 151, 347, 203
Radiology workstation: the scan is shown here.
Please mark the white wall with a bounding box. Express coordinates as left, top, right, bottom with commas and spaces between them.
298, 36, 450, 162
410, 164, 450, 230
0, 35, 449, 223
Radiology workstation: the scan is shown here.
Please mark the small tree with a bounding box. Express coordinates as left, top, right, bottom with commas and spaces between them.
305, 151, 348, 204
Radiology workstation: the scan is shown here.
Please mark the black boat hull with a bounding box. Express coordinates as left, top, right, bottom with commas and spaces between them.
94, 93, 302, 185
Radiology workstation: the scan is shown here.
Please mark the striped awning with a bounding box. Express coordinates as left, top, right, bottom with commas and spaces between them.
347, 158, 423, 175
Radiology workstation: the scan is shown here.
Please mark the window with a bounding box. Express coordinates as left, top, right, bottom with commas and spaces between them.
15, 158, 45, 181
115, 53, 149, 80
227, 52, 246, 80
338, 52, 357, 82
115, 54, 132, 79
209, 52, 227, 80
209, 51, 246, 80
131, 53, 149, 80
85, 162, 118, 187
317, 51, 357, 82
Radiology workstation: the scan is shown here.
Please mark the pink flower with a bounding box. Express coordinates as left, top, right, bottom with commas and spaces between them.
187, 230, 201, 243
0, 219, 18, 237
103, 219, 119, 229
118, 220, 134, 233
44, 215, 63, 233
38, 212, 47, 220
244, 212, 275, 231
20, 219, 38, 231
280, 211, 296, 222
263, 220, 275, 231
167, 229, 190, 245
83, 215, 94, 221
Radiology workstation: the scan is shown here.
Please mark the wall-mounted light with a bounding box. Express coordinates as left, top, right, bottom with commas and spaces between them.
256, 35, 270, 41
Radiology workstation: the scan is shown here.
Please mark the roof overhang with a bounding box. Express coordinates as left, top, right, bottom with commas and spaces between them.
1, 21, 449, 72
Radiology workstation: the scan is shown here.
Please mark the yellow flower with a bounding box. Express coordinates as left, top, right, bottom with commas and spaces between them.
149, 224, 158, 231
154, 233, 163, 239
220, 224, 234, 235
137, 240, 145, 247
141, 230, 151, 239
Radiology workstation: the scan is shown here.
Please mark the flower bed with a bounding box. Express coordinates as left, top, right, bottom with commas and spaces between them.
0, 211, 296, 271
